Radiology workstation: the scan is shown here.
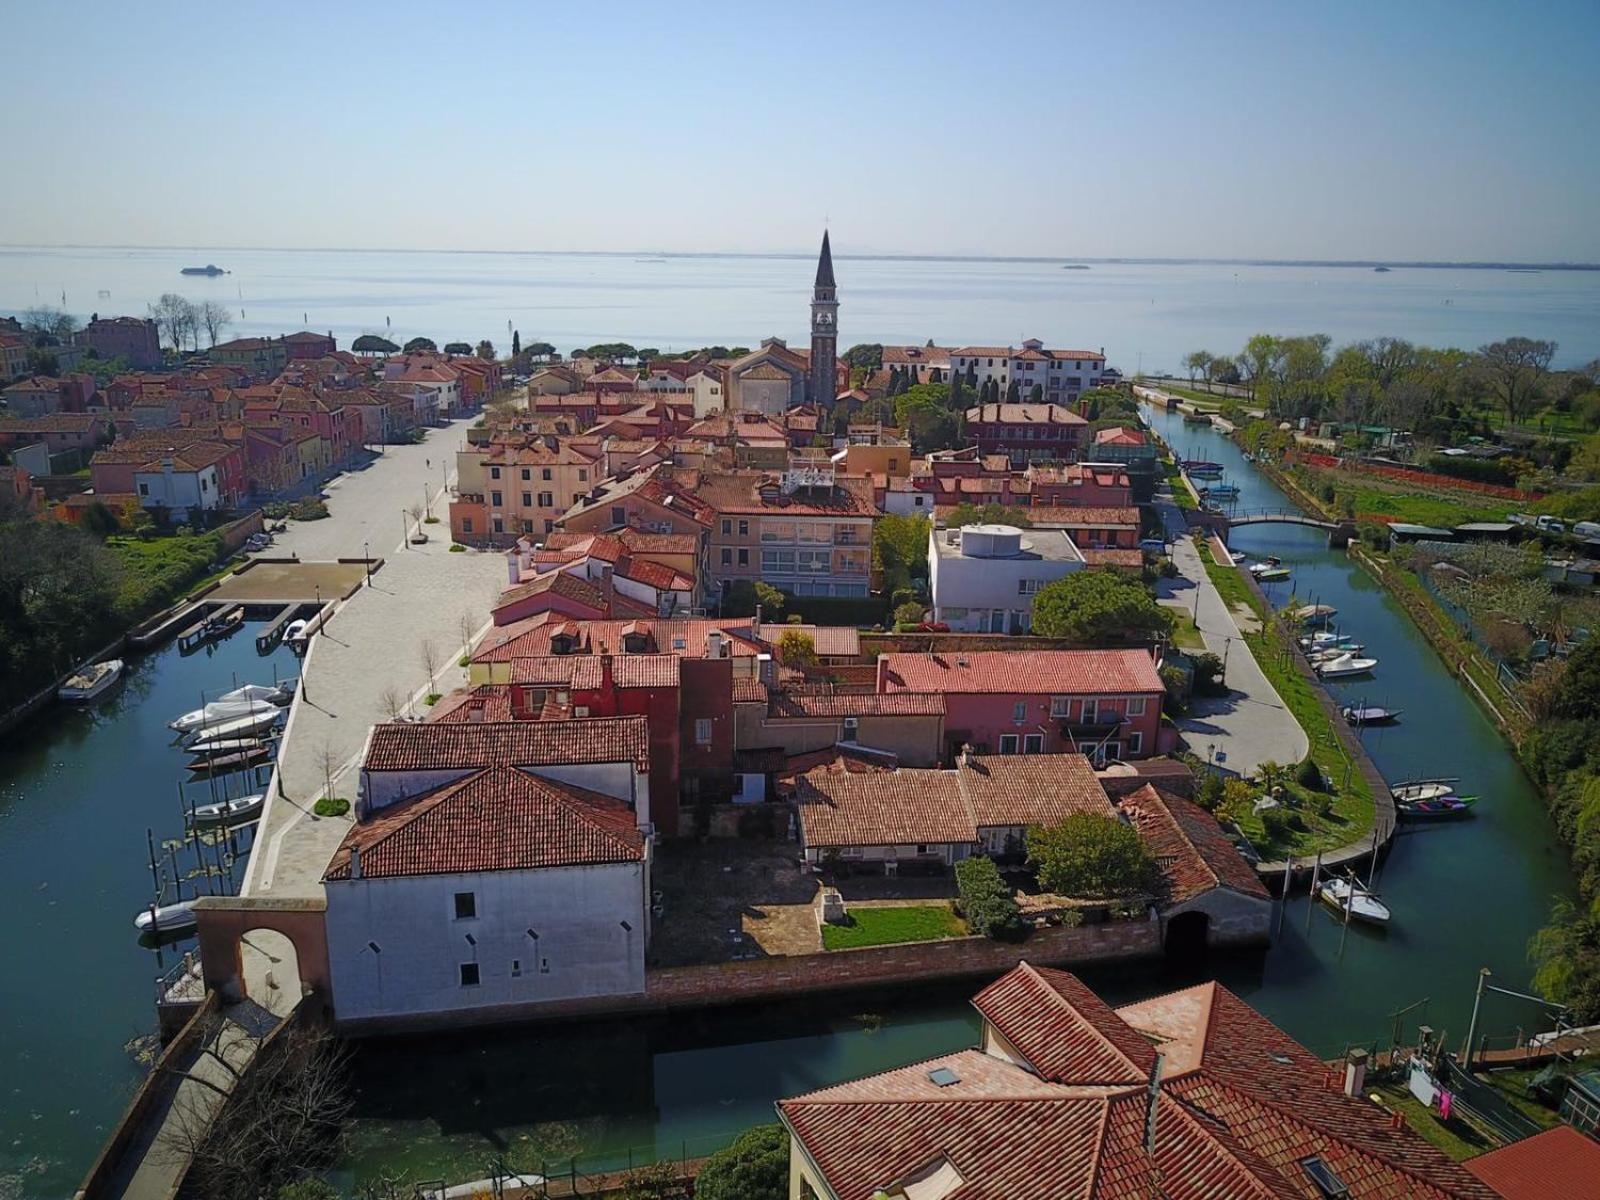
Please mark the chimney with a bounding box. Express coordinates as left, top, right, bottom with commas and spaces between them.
600, 652, 614, 693
957, 743, 973, 768
752, 604, 763, 637
707, 631, 724, 660
506, 547, 522, 585
1343, 1048, 1368, 1098
350, 847, 363, 879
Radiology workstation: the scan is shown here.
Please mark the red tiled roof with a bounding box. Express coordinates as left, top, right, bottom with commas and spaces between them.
1027, 505, 1139, 528
975, 962, 1157, 1084
1120, 786, 1270, 905
879, 649, 1163, 696
1081, 548, 1146, 569
616, 556, 694, 592
767, 691, 945, 718
731, 676, 769, 704
324, 766, 643, 880
1464, 1124, 1600, 1198
964, 403, 1088, 426
493, 570, 608, 617
361, 716, 650, 772
1095, 426, 1148, 446
511, 655, 606, 688
427, 685, 517, 723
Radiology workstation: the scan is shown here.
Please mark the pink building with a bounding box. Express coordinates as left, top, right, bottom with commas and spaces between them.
876, 648, 1165, 764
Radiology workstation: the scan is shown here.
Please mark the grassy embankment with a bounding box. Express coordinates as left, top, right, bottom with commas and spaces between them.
107, 532, 228, 619
1194, 538, 1375, 858
821, 904, 966, 950
1290, 461, 1522, 528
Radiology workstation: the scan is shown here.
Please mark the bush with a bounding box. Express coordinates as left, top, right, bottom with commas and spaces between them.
1296, 758, 1324, 791
1259, 805, 1293, 844
290, 497, 329, 521
276, 1182, 340, 1200
694, 1124, 788, 1200
1426, 453, 1517, 487
1028, 813, 1159, 898
449, 543, 466, 552
1196, 772, 1225, 812
1191, 651, 1227, 696
313, 797, 350, 817
955, 855, 1024, 940
893, 600, 924, 626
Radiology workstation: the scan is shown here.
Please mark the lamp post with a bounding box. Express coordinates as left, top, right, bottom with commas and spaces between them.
402, 508, 409, 548
363, 541, 371, 586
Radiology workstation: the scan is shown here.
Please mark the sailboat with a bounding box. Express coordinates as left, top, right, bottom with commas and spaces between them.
1318, 876, 1391, 925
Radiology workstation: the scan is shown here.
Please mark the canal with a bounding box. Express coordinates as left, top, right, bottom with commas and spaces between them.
0, 419, 1580, 1196
326, 408, 1578, 1185
0, 623, 297, 1200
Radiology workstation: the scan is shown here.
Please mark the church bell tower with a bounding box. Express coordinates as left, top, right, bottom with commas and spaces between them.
809, 230, 838, 406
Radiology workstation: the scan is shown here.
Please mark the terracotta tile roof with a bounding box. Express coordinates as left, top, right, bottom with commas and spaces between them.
1120, 786, 1270, 905
616, 556, 694, 592
950, 346, 1016, 357
493, 570, 608, 617
782, 963, 1497, 1200
731, 676, 769, 704
511, 655, 606, 688
325, 765, 643, 880
0, 413, 103, 434
135, 441, 236, 473
1464, 1124, 1600, 1198
1095, 426, 1148, 446
427, 685, 517, 723
1047, 349, 1106, 361
964, 403, 1088, 426
1081, 548, 1146, 569
766, 691, 945, 718
1024, 505, 1139, 527
361, 716, 650, 772
879, 649, 1163, 696
960, 754, 1111, 829
881, 345, 951, 367
687, 470, 879, 518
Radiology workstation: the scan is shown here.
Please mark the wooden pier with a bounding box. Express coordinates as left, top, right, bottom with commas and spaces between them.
177, 604, 244, 654
254, 604, 303, 653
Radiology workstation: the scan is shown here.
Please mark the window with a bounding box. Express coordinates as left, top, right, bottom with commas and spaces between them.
490, 490, 502, 507
454, 891, 476, 920
1127, 696, 1147, 716
1081, 698, 1098, 724
762, 548, 796, 573
462, 517, 474, 533
538, 492, 553, 507
511, 959, 522, 977
720, 548, 732, 566
612, 506, 625, 524
843, 716, 859, 740
490, 466, 501, 480
521, 468, 531, 481
1018, 578, 1041, 595
1050, 697, 1070, 718
999, 733, 1020, 754
1023, 733, 1044, 753
721, 519, 732, 536
459, 963, 480, 987
694, 718, 713, 745
738, 520, 749, 536
541, 468, 552, 481
1128, 731, 1143, 755
737, 548, 749, 566
522, 492, 533, 507
138, 482, 149, 496
1012, 701, 1027, 722
578, 468, 588, 481
492, 517, 503, 534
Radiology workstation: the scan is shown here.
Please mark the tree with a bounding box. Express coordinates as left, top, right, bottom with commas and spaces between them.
442, 342, 473, 355
197, 300, 232, 347
694, 1124, 789, 1200
1030, 571, 1174, 643
419, 637, 442, 696
20, 305, 79, 342
1184, 350, 1212, 387
1005, 379, 1021, 402
525, 340, 556, 361
511, 329, 521, 358
476, 339, 495, 360
1478, 337, 1557, 428
1028, 812, 1158, 898
955, 855, 1024, 938
844, 344, 883, 370
277, 1182, 341, 1200
775, 629, 818, 667
1531, 897, 1600, 1022
1029, 383, 1044, 403
352, 334, 399, 354
403, 337, 437, 354
874, 513, 930, 580
148, 293, 198, 352
894, 600, 925, 627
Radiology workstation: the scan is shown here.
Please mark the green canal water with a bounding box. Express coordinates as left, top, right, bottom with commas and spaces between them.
0, 418, 1580, 1195
0, 624, 297, 1200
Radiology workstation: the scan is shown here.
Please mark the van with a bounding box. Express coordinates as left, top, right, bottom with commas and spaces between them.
1139, 537, 1168, 554
1574, 521, 1600, 541
1535, 516, 1567, 534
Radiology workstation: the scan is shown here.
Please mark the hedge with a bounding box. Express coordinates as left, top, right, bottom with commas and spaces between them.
779, 593, 891, 628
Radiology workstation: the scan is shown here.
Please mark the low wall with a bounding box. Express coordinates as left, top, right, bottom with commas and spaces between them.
215, 509, 266, 554
74, 993, 219, 1200
333, 919, 1162, 1035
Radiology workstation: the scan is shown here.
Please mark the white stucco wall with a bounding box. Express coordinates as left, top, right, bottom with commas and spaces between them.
929, 534, 1083, 633
325, 858, 648, 1022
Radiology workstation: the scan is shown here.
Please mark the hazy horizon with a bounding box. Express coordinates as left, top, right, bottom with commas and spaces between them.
6, 1, 1599, 263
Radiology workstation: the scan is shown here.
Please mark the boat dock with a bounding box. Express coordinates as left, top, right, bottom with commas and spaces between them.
176, 604, 243, 653
254, 604, 306, 653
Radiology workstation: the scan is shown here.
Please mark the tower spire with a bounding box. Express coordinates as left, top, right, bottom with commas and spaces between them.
814, 229, 836, 289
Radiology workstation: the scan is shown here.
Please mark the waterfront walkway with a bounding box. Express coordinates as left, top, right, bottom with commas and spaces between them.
242, 424, 507, 899
1154, 491, 1308, 777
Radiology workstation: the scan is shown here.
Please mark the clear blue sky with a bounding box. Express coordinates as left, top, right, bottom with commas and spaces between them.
6, 0, 1598, 261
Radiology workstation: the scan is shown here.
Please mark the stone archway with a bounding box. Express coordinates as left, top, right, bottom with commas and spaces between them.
193, 896, 331, 1015
1164, 909, 1210, 963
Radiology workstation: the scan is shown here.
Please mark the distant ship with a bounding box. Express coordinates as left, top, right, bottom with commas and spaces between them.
180, 264, 228, 276
1372, 266, 1391, 273
1061, 264, 1091, 270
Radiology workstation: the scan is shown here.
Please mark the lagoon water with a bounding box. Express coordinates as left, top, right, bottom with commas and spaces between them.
3, 245, 1599, 372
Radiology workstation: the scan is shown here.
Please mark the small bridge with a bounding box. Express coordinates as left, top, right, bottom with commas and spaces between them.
1225, 507, 1343, 532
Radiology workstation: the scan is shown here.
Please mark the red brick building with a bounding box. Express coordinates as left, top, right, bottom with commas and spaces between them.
963, 401, 1088, 466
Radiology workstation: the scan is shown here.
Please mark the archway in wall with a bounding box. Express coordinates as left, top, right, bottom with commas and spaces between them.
1164, 910, 1210, 964
240, 928, 303, 1018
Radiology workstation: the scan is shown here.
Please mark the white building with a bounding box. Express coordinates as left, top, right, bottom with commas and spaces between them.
928, 523, 1084, 634
948, 339, 1106, 402
323, 717, 653, 1026
132, 445, 229, 521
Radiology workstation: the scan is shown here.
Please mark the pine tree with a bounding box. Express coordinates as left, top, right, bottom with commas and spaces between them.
965, 363, 977, 389
512, 330, 521, 357
1007, 379, 1021, 403
1030, 383, 1044, 403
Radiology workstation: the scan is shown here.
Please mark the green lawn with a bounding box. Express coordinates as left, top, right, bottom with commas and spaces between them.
821, 904, 967, 950
1291, 465, 1522, 527
1193, 538, 1375, 857
107, 532, 227, 620
1170, 607, 1206, 650
1372, 1085, 1495, 1161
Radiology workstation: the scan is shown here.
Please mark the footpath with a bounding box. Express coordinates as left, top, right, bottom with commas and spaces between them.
1153, 492, 1308, 777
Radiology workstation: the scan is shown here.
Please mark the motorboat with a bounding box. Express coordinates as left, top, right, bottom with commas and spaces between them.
185, 708, 285, 746
1201, 483, 1241, 498
1316, 653, 1377, 678
58, 659, 124, 703
283, 619, 311, 648
134, 900, 197, 935
1229, 549, 1249, 564
1188, 464, 1225, 479
184, 736, 266, 759
1251, 562, 1291, 582
1318, 877, 1391, 925
1304, 630, 1356, 648
1294, 604, 1338, 625
169, 684, 291, 733
1182, 459, 1223, 472
190, 792, 266, 826
1396, 795, 1477, 822
186, 745, 271, 774
1392, 780, 1458, 804
1308, 645, 1365, 665
1342, 705, 1401, 725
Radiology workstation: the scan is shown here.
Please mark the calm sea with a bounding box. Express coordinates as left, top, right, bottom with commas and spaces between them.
1, 245, 1597, 373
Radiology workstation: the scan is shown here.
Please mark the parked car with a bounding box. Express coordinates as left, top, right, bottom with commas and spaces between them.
1139, 537, 1168, 553
1573, 521, 1600, 541
1536, 516, 1567, 534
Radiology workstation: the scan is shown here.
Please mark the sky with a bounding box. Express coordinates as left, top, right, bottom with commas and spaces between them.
5, 0, 1598, 262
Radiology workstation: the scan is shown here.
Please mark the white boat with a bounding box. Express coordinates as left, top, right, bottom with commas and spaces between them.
283, 619, 311, 646
185, 708, 285, 745
1253, 566, 1292, 582
1294, 604, 1338, 625
1392, 781, 1456, 803
169, 684, 291, 733
184, 736, 266, 758
1304, 631, 1355, 648
58, 659, 124, 703
1308, 646, 1365, 665
1316, 652, 1378, 678
134, 900, 197, 935
1318, 877, 1391, 925
1229, 549, 1249, 564
190, 792, 265, 826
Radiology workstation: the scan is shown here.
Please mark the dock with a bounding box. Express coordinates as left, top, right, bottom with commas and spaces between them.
254, 604, 303, 654
176, 604, 243, 654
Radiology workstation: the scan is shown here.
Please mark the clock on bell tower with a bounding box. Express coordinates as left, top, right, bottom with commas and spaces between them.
809, 229, 839, 407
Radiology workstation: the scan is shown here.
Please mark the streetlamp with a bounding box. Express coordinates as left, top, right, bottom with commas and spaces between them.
401, 508, 409, 548
362, 541, 371, 587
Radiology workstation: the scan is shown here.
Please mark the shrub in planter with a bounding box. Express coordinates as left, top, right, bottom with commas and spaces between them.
313, 797, 350, 818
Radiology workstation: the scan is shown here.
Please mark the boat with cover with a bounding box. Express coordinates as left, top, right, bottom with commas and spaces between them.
1318, 877, 1391, 925
1308, 645, 1365, 664
185, 708, 284, 745
1201, 483, 1241, 498
183, 736, 266, 758
1396, 795, 1477, 821
190, 792, 266, 826
1294, 604, 1338, 625
134, 900, 197, 935
186, 746, 270, 774
169, 684, 291, 733
58, 659, 124, 702
1341, 705, 1401, 725
1392, 780, 1458, 803
1316, 652, 1377, 678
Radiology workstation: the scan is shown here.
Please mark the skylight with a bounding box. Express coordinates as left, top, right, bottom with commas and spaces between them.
927, 1066, 961, 1087
1299, 1157, 1349, 1197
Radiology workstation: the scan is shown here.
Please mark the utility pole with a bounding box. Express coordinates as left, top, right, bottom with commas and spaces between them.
1463, 967, 1492, 1070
